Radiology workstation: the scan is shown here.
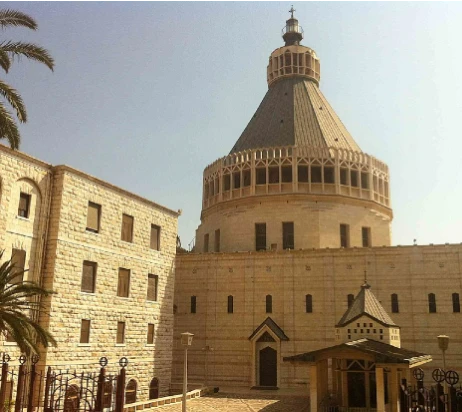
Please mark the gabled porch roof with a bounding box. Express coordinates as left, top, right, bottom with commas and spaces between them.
249, 317, 289, 341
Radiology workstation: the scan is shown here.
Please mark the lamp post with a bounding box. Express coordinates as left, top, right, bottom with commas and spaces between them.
181, 332, 194, 412
437, 335, 449, 401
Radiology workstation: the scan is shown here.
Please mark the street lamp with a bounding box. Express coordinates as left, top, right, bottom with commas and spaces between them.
437, 335, 449, 398
181, 332, 194, 412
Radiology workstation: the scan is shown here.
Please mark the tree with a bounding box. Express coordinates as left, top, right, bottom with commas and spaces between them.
0, 9, 54, 149
0, 251, 56, 354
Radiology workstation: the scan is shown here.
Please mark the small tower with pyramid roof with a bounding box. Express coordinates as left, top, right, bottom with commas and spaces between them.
335, 282, 401, 347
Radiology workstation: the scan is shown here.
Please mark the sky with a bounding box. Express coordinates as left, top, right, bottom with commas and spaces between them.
2, 1, 462, 248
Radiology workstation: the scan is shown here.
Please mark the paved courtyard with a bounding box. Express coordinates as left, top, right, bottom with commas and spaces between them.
157, 393, 310, 411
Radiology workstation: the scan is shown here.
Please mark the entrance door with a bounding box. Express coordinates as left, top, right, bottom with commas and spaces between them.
259, 347, 277, 386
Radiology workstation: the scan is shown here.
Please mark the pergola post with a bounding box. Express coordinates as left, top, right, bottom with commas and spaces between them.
390, 366, 399, 412
376, 366, 386, 412
310, 364, 318, 412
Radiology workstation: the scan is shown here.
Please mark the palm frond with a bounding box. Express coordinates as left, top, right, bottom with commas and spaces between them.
0, 103, 20, 149
0, 80, 26, 122
0, 10, 37, 30
0, 41, 54, 71
0, 50, 10, 73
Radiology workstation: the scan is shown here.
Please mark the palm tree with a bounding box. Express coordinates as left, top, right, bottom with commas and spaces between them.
0, 9, 54, 149
0, 251, 56, 354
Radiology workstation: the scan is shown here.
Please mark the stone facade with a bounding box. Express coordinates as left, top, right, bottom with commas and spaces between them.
0, 144, 179, 401
173, 245, 462, 388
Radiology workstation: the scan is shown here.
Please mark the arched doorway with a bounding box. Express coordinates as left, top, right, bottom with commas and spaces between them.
259, 346, 277, 387
125, 379, 137, 404
149, 378, 159, 399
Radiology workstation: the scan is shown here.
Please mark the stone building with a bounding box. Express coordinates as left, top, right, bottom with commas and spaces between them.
0, 144, 179, 401
172, 12, 462, 390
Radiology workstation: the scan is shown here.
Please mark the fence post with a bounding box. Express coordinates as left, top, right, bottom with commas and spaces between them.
95, 367, 105, 412
43, 367, 52, 412
14, 363, 25, 412
27, 363, 37, 412
0, 361, 9, 412
115, 367, 125, 412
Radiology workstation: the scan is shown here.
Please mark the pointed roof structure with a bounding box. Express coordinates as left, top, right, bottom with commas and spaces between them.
249, 317, 289, 341
336, 282, 397, 328
229, 12, 362, 154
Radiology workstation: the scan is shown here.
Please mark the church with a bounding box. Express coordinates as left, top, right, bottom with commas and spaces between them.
172, 10, 461, 391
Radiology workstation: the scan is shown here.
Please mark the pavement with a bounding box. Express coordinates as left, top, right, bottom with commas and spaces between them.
156, 389, 310, 412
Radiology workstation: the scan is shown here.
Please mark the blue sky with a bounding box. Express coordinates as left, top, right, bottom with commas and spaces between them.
3, 2, 462, 247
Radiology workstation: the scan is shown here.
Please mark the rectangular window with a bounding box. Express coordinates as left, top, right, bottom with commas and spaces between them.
268, 167, 279, 183
10, 249, 26, 284
18, 193, 31, 218
86, 202, 101, 233
81, 261, 97, 293
282, 222, 294, 250
361, 172, 369, 189
117, 268, 130, 298
281, 166, 292, 183
227, 295, 234, 314
453, 293, 460, 313
362, 227, 371, 247
256, 168, 266, 185
150, 225, 160, 250
147, 323, 155, 344
191, 296, 197, 314
266, 295, 272, 313
350, 170, 359, 187
121, 214, 134, 242
340, 168, 348, 185
116, 321, 125, 344
428, 293, 436, 313
203, 234, 209, 252
243, 170, 251, 187
311, 166, 322, 183
298, 165, 308, 182
233, 172, 241, 189
324, 167, 335, 184
391, 294, 399, 313
147, 274, 158, 301
80, 320, 91, 344
340, 224, 350, 248
223, 174, 231, 191
255, 223, 267, 251
214, 229, 220, 252
306, 294, 313, 313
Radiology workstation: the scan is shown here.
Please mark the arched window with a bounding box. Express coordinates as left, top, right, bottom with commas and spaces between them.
227, 295, 234, 314
305, 294, 313, 313
428, 293, 436, 313
391, 294, 399, 313
125, 379, 137, 404
347, 294, 354, 308
103, 381, 113, 408
63, 385, 80, 412
266, 295, 272, 313
452, 293, 460, 313
149, 378, 159, 400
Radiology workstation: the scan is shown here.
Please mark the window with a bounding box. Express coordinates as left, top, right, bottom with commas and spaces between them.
86, 202, 101, 233
116, 321, 125, 344
147, 323, 155, 344
227, 295, 234, 314
223, 174, 231, 191
147, 274, 158, 301
266, 295, 272, 313
391, 294, 399, 313
233, 172, 241, 189
428, 293, 436, 313
149, 378, 159, 400
361, 172, 369, 189
453, 293, 460, 313
298, 165, 308, 182
117, 268, 130, 298
18, 193, 31, 218
256, 168, 266, 185
150, 225, 160, 250
350, 170, 359, 187
340, 168, 348, 185
81, 261, 96, 293
340, 224, 350, 248
203, 234, 209, 252
255, 223, 266, 251
80, 320, 91, 344
121, 214, 134, 242
10, 249, 26, 284
324, 167, 335, 183
347, 294, 354, 308
281, 166, 292, 182
311, 166, 322, 183
268, 167, 279, 183
306, 294, 313, 313
362, 227, 371, 247
282, 222, 294, 250
214, 229, 220, 252
125, 380, 137, 404
191, 296, 197, 313
243, 170, 251, 187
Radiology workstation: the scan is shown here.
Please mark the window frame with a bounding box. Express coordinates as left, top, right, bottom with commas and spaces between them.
214, 229, 220, 252
227, 295, 234, 314
18, 192, 31, 219
282, 222, 294, 250
147, 323, 155, 345
306, 294, 313, 313
265, 295, 273, 314
452, 293, 460, 313
117, 268, 130, 298
86, 202, 101, 233
255, 223, 267, 251
340, 224, 350, 248
391, 293, 399, 313
428, 293, 437, 313
81, 261, 97, 293
116, 321, 125, 344
190, 296, 197, 314
121, 213, 134, 243
80, 319, 91, 344
150, 224, 161, 250
362, 227, 371, 247
147, 274, 158, 302
203, 234, 209, 253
